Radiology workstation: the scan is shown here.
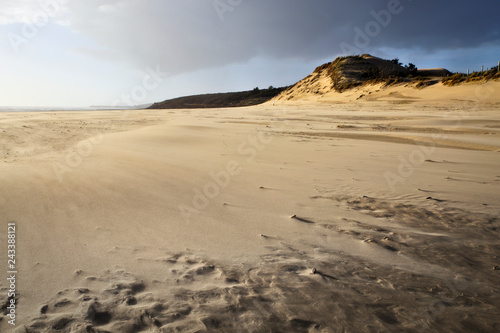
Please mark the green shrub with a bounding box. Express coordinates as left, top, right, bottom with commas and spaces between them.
405, 63, 418, 74
390, 58, 402, 66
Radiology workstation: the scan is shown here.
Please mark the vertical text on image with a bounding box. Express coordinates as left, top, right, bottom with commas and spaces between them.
6, 222, 17, 326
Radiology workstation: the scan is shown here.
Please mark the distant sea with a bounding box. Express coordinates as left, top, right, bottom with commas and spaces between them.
0, 106, 137, 112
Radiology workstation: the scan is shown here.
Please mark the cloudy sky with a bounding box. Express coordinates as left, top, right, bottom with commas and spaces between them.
1, 0, 499, 107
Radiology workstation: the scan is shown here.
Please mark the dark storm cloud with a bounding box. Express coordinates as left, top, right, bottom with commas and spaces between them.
67, 0, 500, 74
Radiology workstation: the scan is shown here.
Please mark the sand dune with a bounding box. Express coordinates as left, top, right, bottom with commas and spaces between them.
1, 85, 500, 332
272, 54, 500, 108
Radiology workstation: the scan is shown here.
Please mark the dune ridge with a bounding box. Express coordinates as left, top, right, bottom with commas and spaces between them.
272, 54, 500, 106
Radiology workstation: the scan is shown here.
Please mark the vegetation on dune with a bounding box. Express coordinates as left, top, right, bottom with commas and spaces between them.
442, 67, 500, 86
311, 54, 500, 93
320, 54, 416, 92
148, 55, 500, 108
148, 86, 287, 109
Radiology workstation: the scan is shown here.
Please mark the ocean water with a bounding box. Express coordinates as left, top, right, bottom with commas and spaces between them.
0, 106, 128, 112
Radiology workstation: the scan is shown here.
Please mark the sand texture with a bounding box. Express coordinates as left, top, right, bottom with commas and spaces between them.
1, 83, 500, 332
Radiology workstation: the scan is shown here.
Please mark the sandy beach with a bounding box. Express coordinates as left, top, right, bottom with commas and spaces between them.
1, 82, 500, 332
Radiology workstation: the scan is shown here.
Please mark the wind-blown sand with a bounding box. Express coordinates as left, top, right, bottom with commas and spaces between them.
1, 83, 500, 332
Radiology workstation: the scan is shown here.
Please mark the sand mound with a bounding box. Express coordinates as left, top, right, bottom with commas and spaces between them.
272, 54, 499, 105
